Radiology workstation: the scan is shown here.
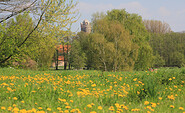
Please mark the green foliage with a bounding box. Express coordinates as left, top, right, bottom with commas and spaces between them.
0, 12, 56, 70
150, 33, 185, 68
70, 40, 86, 69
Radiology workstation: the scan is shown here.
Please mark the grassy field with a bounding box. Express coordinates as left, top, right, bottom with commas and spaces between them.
0, 67, 184, 113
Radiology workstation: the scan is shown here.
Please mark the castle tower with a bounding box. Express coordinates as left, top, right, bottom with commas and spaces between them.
80, 19, 91, 33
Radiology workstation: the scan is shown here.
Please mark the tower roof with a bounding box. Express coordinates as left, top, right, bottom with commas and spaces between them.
83, 19, 90, 24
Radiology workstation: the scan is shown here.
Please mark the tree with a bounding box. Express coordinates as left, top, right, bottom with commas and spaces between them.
150, 33, 185, 68
93, 9, 153, 70
143, 20, 172, 34
69, 40, 86, 70
0, 0, 38, 23
0, 12, 56, 69
0, 0, 79, 66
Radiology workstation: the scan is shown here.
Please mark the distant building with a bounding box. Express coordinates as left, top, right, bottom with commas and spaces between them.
81, 19, 91, 33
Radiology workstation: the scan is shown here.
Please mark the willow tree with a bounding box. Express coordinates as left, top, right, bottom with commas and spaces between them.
105, 9, 153, 70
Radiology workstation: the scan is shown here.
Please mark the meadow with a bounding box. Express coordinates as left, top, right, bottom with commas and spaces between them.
0, 68, 184, 113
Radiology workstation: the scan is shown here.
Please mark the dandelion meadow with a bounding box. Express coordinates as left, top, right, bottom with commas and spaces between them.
0, 68, 185, 113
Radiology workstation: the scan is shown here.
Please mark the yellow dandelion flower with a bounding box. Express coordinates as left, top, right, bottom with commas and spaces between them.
170, 105, 175, 108
158, 97, 162, 100
144, 101, 150, 105
91, 84, 96, 87
47, 108, 51, 111
133, 78, 137, 81
38, 107, 42, 110
87, 104, 92, 108
98, 106, 102, 110
1, 106, 6, 110
13, 97, 17, 100
20, 109, 27, 113
109, 106, 114, 111
8, 107, 12, 111
169, 78, 172, 81
21, 101, 24, 103
12, 107, 19, 112
65, 106, 71, 109
151, 103, 157, 107
32, 108, 36, 112
64, 110, 69, 113
13, 104, 16, 107
70, 109, 76, 112
70, 100, 73, 103
90, 111, 96, 113
57, 107, 62, 111
179, 107, 184, 110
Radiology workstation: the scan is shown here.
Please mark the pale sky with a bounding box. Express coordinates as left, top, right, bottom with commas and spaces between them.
71, 0, 185, 33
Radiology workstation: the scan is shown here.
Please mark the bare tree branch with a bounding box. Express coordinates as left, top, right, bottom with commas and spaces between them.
0, 0, 37, 23
0, 1, 51, 64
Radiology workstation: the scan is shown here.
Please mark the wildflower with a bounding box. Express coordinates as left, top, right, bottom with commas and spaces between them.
13, 104, 16, 107
38, 107, 42, 110
98, 106, 102, 110
147, 106, 151, 110
21, 101, 25, 103
151, 103, 156, 107
87, 104, 92, 108
57, 107, 62, 111
1, 106, 6, 110
64, 110, 69, 113
65, 106, 71, 109
131, 108, 140, 111
115, 103, 120, 108
137, 91, 140, 94
47, 108, 51, 111
20, 109, 27, 113
158, 97, 162, 100
91, 84, 96, 87
58, 98, 66, 102
12, 107, 19, 112
8, 107, 12, 111
169, 78, 172, 81
32, 91, 36, 93
90, 111, 96, 113
70, 100, 74, 103
133, 78, 137, 81
173, 77, 175, 79
13, 97, 18, 100
168, 95, 175, 100
109, 106, 114, 111
144, 101, 150, 105
170, 105, 175, 108
32, 108, 36, 112
179, 107, 184, 110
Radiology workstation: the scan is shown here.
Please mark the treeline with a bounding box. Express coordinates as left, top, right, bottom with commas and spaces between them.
69, 9, 185, 71
1, 7, 184, 71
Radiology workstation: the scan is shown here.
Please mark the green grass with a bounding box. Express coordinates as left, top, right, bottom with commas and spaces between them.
0, 67, 184, 113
